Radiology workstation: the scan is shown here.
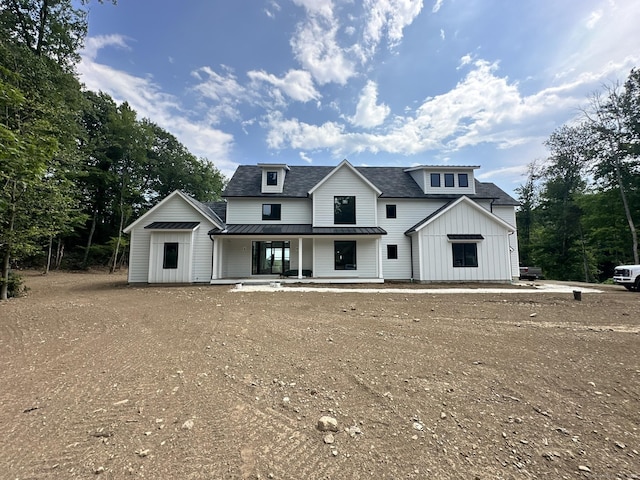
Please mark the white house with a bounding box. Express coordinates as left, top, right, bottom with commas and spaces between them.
123, 160, 520, 284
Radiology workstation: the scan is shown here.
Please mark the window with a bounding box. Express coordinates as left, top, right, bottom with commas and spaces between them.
334, 196, 356, 224
458, 173, 469, 188
444, 173, 455, 187
387, 244, 398, 260
430, 173, 441, 187
163, 242, 179, 269
266, 171, 278, 186
335, 241, 356, 270
262, 203, 281, 220
386, 204, 397, 219
452, 243, 478, 267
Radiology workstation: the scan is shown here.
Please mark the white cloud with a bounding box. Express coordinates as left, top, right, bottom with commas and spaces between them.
247, 69, 320, 102
299, 151, 313, 163
458, 54, 472, 68
363, 0, 424, 52
432, 0, 444, 13
78, 36, 237, 177
349, 80, 390, 128
440, 28, 445, 40
291, 0, 335, 19
586, 9, 602, 29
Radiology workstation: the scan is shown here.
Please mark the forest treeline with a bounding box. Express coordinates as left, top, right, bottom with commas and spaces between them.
516, 69, 640, 282
1, 1, 225, 299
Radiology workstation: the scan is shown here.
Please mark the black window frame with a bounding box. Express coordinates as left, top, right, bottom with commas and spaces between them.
262, 203, 282, 221
386, 204, 397, 219
444, 173, 455, 187
452, 243, 478, 268
163, 242, 179, 269
334, 241, 357, 270
430, 173, 441, 187
387, 244, 398, 260
266, 171, 278, 186
458, 173, 469, 188
334, 196, 356, 225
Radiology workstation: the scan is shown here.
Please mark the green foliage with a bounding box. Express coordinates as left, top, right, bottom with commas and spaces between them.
0, 271, 28, 298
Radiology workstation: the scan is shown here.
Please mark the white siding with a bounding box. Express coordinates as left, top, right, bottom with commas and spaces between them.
417, 201, 512, 282
493, 206, 520, 279
377, 199, 448, 280
220, 238, 252, 277
313, 238, 378, 278
226, 198, 312, 224
312, 167, 378, 227
126, 194, 217, 283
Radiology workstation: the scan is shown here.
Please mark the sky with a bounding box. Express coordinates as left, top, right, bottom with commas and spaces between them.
78, 0, 640, 197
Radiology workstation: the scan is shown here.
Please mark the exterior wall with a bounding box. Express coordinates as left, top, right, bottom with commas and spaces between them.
127, 194, 216, 283
220, 237, 252, 277
377, 199, 447, 280
417, 201, 512, 282
226, 198, 312, 224
312, 167, 378, 227
492, 205, 520, 279
313, 237, 378, 278
148, 231, 193, 283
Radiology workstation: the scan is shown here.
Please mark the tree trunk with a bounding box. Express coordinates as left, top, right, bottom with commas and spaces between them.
36, 0, 50, 56
615, 164, 639, 264
1, 182, 18, 301
82, 212, 97, 268
44, 235, 53, 274
55, 238, 64, 269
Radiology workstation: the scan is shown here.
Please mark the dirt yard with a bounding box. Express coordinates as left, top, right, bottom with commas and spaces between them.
0, 272, 638, 479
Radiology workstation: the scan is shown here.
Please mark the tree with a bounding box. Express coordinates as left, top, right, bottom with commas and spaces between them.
583, 70, 640, 264
515, 160, 541, 267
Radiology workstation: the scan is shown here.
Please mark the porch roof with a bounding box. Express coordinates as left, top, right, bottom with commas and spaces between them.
208, 224, 386, 236
145, 221, 200, 230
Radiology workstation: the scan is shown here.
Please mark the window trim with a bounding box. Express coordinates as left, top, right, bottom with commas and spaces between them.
163, 242, 179, 269
334, 196, 356, 225
387, 244, 398, 260
266, 171, 278, 186
452, 243, 478, 268
430, 173, 441, 187
458, 173, 469, 188
334, 240, 357, 270
386, 204, 397, 219
262, 203, 282, 221
444, 173, 455, 187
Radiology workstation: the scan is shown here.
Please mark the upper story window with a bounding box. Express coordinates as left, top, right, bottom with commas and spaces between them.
458, 173, 469, 188
266, 171, 278, 186
430, 173, 441, 187
262, 203, 281, 221
334, 196, 356, 224
386, 204, 397, 219
444, 173, 455, 187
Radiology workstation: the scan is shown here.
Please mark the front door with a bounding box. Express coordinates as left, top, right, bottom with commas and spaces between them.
252, 241, 290, 275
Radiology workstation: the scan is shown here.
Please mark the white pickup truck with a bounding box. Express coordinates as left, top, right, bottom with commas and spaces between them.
613, 264, 640, 291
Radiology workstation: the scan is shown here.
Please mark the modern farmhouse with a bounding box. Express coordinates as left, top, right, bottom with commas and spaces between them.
123, 160, 520, 284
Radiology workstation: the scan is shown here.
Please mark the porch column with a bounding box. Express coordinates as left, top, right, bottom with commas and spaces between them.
212, 236, 219, 279
377, 237, 383, 279
298, 237, 303, 279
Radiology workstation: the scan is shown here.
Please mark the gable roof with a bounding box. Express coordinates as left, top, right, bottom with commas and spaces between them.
308, 159, 383, 196
405, 195, 516, 235
222, 164, 518, 205
123, 190, 224, 234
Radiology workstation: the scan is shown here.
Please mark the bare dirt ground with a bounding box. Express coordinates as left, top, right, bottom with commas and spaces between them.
1, 272, 638, 480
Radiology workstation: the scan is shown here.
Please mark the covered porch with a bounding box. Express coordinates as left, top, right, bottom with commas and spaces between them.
208, 224, 386, 284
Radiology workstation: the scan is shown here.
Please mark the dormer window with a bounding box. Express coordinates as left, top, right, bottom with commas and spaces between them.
444, 173, 455, 187
266, 171, 278, 186
458, 173, 468, 188
430, 173, 440, 187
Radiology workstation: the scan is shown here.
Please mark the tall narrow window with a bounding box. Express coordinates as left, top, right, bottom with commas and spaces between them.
452, 243, 478, 267
334, 196, 356, 224
262, 203, 281, 220
266, 171, 278, 185
444, 173, 455, 187
335, 241, 356, 270
430, 173, 441, 187
458, 173, 469, 187
386, 204, 397, 219
387, 244, 398, 259
163, 242, 179, 269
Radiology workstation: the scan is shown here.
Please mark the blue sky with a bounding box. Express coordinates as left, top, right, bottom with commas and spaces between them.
79, 0, 640, 197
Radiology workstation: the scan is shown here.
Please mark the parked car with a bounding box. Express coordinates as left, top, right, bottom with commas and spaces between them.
519, 266, 543, 281
613, 264, 640, 291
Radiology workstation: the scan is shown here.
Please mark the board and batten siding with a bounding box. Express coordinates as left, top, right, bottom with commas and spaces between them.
312, 167, 378, 227
377, 199, 448, 280
313, 238, 378, 278
148, 231, 193, 283
417, 201, 513, 282
127, 194, 216, 283
225, 198, 312, 224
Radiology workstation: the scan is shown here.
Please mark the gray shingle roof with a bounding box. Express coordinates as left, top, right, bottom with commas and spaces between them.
222, 165, 518, 206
